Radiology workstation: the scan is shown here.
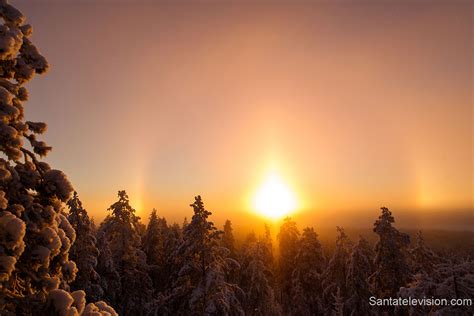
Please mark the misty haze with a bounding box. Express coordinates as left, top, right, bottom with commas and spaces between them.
0, 1, 472, 315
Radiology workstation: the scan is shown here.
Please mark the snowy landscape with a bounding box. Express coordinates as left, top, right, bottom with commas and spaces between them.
1, 1, 473, 315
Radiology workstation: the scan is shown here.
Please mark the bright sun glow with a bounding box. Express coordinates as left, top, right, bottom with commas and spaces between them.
253, 172, 297, 219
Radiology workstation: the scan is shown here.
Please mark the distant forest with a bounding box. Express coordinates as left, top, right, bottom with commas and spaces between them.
65, 192, 474, 315
0, 1, 472, 315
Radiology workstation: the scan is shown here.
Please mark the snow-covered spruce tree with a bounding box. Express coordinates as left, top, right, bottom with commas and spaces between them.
290, 227, 325, 315
162, 196, 243, 315
410, 230, 438, 275
237, 231, 257, 293
99, 190, 152, 315
397, 272, 438, 315
261, 224, 277, 291
262, 224, 274, 270
241, 239, 281, 316
426, 259, 474, 315
321, 227, 350, 314
163, 222, 182, 271
277, 217, 299, 310
222, 219, 236, 259
369, 207, 411, 300
145, 221, 183, 305
221, 219, 240, 284
95, 230, 120, 308
239, 226, 274, 286
0, 2, 115, 314
356, 235, 375, 273
142, 209, 160, 267
136, 221, 147, 240
67, 191, 103, 302
399, 259, 474, 315
345, 237, 374, 316
142, 209, 170, 293
238, 231, 257, 263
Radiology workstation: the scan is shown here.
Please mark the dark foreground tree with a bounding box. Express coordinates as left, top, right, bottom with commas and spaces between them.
0, 1, 114, 314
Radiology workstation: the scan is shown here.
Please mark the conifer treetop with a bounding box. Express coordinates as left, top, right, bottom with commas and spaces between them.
107, 190, 140, 225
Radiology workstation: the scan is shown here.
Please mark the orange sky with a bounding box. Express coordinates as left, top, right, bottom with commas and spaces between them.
15, 1, 473, 230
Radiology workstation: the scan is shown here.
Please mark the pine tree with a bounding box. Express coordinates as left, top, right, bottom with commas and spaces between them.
95, 230, 121, 308
369, 207, 411, 300
142, 209, 160, 267
345, 237, 373, 315
99, 190, 153, 315
321, 227, 350, 314
238, 231, 258, 292
142, 209, 172, 294
429, 259, 474, 315
398, 272, 438, 315
0, 2, 114, 314
67, 191, 103, 302
221, 219, 240, 285
357, 235, 375, 273
240, 231, 257, 266
241, 240, 281, 316
290, 227, 325, 315
163, 222, 182, 283
399, 259, 474, 315
262, 224, 274, 270
410, 231, 438, 275
277, 217, 300, 310
222, 219, 236, 258
163, 196, 243, 315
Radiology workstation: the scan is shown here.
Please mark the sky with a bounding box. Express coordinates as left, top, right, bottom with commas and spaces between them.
13, 1, 473, 230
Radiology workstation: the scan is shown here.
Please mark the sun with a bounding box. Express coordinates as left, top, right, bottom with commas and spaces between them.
253, 172, 298, 220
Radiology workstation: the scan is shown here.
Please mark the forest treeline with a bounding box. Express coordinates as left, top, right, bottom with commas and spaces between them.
0, 1, 472, 315
64, 190, 474, 315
